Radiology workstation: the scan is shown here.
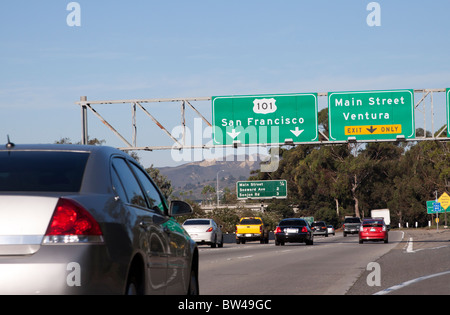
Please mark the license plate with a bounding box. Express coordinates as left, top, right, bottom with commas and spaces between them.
245, 234, 252, 237
286, 228, 298, 234
370, 228, 376, 232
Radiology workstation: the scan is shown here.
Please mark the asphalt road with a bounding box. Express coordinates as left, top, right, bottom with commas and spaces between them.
198, 231, 404, 295
347, 229, 450, 295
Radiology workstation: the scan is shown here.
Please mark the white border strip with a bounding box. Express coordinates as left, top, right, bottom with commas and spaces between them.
374, 270, 450, 295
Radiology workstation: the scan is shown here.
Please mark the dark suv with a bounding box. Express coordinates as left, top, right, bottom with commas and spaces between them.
343, 217, 361, 237
311, 221, 328, 237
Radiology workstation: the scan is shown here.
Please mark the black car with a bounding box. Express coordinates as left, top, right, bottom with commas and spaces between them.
274, 218, 314, 246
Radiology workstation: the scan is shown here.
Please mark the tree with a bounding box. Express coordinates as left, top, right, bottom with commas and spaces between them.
145, 165, 173, 200
201, 185, 216, 205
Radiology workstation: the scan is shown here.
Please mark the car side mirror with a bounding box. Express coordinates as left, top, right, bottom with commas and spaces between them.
169, 200, 193, 217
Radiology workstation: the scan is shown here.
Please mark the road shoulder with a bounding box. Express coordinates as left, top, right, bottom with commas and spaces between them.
346, 229, 450, 295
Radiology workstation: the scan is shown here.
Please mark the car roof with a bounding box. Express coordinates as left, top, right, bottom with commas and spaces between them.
0, 143, 139, 194
0, 143, 120, 153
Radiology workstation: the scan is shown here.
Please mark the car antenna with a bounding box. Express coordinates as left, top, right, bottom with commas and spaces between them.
6, 135, 15, 149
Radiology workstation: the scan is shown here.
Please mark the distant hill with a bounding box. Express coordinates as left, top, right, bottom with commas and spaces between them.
157, 155, 264, 201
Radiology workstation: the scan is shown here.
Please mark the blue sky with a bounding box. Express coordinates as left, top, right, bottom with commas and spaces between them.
0, 1, 449, 167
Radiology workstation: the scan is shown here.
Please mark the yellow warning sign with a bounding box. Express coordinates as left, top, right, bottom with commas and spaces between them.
438, 192, 450, 210
345, 124, 402, 136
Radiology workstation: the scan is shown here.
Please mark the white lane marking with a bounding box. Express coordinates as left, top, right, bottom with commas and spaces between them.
406, 237, 414, 253
374, 270, 450, 295
405, 237, 450, 254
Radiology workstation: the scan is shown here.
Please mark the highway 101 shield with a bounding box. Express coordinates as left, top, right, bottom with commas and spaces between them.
212, 93, 318, 146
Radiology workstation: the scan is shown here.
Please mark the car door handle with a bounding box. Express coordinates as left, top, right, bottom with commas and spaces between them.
139, 221, 150, 231
163, 226, 171, 235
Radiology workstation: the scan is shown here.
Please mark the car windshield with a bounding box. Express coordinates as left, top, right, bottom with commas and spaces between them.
0, 151, 89, 192
184, 219, 210, 225
279, 219, 306, 227
240, 219, 262, 225
345, 218, 361, 223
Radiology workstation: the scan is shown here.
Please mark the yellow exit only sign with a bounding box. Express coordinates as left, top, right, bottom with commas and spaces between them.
345, 124, 402, 136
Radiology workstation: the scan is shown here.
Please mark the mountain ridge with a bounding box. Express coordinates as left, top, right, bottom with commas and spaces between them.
158, 155, 265, 200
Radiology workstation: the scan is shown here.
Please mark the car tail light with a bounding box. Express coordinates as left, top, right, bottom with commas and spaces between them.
43, 198, 103, 244
301, 226, 308, 233
206, 227, 213, 232
382, 225, 386, 232
275, 226, 282, 234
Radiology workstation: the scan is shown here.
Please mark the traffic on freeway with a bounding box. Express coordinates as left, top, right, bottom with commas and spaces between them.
197, 229, 450, 295
0, 142, 449, 297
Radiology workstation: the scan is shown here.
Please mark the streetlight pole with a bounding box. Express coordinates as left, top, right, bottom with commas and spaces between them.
216, 169, 224, 208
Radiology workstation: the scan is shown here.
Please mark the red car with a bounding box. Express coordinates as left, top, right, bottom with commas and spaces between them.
359, 218, 388, 244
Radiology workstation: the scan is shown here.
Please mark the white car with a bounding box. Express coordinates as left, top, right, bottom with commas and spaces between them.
183, 219, 223, 248
327, 225, 335, 236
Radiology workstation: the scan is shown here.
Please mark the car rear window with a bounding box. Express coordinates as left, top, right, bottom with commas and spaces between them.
184, 220, 210, 225
344, 218, 361, 223
311, 222, 326, 227
0, 151, 89, 192
240, 219, 262, 225
362, 220, 384, 227
279, 219, 307, 227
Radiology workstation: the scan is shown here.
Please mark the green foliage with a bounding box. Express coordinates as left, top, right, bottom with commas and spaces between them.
145, 165, 173, 200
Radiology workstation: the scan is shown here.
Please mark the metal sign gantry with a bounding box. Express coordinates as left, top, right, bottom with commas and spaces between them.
76, 88, 449, 152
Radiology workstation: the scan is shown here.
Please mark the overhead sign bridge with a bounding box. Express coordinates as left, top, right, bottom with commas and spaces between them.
76, 88, 449, 152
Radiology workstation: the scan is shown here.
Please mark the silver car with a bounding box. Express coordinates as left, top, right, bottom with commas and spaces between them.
0, 143, 198, 295
183, 219, 223, 248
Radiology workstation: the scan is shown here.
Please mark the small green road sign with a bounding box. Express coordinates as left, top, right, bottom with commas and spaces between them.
212, 93, 318, 146
328, 89, 415, 141
447, 88, 450, 137
426, 200, 445, 214
236, 180, 287, 200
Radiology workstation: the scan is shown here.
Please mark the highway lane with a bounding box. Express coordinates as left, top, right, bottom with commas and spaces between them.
198, 231, 404, 295
347, 229, 450, 295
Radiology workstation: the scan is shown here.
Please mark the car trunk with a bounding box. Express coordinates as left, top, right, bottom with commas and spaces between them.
237, 224, 261, 234
361, 224, 384, 233
0, 196, 59, 256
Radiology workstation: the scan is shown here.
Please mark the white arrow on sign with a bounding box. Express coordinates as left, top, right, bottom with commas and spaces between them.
227, 129, 241, 139
290, 127, 304, 137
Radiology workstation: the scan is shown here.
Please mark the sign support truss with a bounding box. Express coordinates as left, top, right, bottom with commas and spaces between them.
76, 88, 448, 152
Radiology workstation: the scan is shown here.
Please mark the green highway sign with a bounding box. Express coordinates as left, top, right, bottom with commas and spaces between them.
237, 180, 287, 200
447, 88, 450, 137
328, 89, 415, 141
212, 93, 318, 145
